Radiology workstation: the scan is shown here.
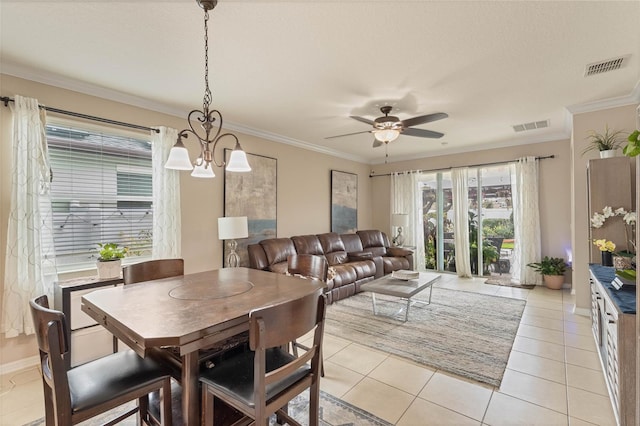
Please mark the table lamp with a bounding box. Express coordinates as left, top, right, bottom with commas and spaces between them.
391, 213, 408, 246
218, 216, 248, 267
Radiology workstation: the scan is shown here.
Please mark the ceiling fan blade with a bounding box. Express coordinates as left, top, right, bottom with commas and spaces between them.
402, 127, 445, 139
401, 112, 449, 128
324, 130, 372, 140
349, 116, 375, 125
372, 139, 383, 148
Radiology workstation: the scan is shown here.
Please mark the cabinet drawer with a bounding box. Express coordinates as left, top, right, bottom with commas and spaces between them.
70, 326, 114, 367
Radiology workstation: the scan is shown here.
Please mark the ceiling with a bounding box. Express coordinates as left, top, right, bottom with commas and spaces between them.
1, 1, 639, 164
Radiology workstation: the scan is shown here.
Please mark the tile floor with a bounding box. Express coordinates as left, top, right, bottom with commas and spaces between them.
0, 274, 617, 425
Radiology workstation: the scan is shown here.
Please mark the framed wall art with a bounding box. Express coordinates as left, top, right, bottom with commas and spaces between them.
330, 170, 357, 234
224, 150, 277, 267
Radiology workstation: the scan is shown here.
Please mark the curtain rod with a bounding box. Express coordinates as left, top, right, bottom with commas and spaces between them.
1, 96, 160, 134
369, 155, 555, 177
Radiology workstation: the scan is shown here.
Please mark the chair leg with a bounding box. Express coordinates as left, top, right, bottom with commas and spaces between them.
309, 381, 320, 426
139, 395, 149, 425
291, 340, 299, 357
202, 385, 215, 426
162, 378, 172, 426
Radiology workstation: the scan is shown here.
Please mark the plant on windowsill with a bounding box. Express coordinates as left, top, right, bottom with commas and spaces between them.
96, 243, 128, 280
527, 256, 567, 290
581, 125, 625, 158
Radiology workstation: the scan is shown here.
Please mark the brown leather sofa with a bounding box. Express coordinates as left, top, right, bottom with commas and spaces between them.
248, 229, 414, 304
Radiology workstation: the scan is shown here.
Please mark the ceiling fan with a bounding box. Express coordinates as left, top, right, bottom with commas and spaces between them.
326, 106, 448, 147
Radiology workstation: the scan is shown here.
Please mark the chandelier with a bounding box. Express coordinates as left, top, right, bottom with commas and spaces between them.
164, 0, 251, 178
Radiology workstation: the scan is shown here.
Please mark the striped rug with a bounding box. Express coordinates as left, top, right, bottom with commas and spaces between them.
325, 288, 526, 387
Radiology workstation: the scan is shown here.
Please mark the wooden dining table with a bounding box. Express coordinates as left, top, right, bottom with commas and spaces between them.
81, 267, 325, 425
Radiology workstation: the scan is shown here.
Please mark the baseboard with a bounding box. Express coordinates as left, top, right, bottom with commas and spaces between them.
0, 355, 39, 376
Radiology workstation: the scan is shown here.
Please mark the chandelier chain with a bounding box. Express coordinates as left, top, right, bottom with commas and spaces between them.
203, 10, 212, 113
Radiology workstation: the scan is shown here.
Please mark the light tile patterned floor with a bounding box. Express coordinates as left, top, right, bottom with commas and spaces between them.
0, 274, 617, 425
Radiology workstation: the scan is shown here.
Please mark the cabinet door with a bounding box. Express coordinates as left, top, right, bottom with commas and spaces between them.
70, 326, 114, 367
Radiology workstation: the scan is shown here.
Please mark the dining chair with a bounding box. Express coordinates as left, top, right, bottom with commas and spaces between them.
29, 295, 173, 426
287, 254, 328, 377
122, 258, 184, 284
199, 288, 326, 426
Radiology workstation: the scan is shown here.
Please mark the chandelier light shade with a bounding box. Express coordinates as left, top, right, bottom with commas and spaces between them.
374, 129, 400, 143
218, 216, 249, 268
164, 0, 251, 178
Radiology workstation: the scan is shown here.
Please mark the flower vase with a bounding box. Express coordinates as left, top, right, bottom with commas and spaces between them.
601, 251, 613, 267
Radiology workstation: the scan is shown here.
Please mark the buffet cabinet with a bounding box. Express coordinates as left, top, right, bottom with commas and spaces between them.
589, 265, 636, 425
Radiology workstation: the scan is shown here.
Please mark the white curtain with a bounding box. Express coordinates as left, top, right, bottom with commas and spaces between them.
511, 157, 542, 285
391, 172, 425, 270
151, 127, 182, 259
2, 95, 58, 337
451, 168, 472, 277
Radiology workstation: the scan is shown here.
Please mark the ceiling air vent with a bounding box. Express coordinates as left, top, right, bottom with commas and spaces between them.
512, 120, 549, 133
584, 55, 629, 77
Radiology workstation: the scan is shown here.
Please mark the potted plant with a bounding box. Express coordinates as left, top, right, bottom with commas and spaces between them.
96, 242, 128, 279
581, 125, 625, 158
622, 129, 640, 157
527, 256, 567, 290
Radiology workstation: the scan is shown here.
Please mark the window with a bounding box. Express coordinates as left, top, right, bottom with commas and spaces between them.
47, 124, 153, 271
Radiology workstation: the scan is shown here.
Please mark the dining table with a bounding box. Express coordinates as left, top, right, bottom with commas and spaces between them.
81, 267, 325, 425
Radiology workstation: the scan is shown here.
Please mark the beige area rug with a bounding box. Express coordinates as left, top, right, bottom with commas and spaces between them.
24, 389, 391, 426
325, 288, 526, 387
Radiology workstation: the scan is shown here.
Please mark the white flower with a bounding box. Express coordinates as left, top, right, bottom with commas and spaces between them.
590, 213, 605, 228
624, 211, 636, 225
602, 206, 614, 218
614, 207, 627, 216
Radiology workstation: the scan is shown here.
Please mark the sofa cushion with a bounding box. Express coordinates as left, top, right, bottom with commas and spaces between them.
348, 260, 377, 280
348, 251, 373, 262
383, 257, 411, 274
340, 233, 364, 253
317, 233, 346, 253
356, 230, 388, 257
270, 262, 289, 274
260, 238, 296, 266
291, 235, 324, 255
329, 264, 357, 288
387, 247, 413, 257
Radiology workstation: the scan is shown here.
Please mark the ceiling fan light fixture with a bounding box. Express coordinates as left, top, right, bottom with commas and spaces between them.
374, 129, 400, 142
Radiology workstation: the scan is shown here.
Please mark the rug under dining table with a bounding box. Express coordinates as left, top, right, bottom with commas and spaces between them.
324, 287, 526, 387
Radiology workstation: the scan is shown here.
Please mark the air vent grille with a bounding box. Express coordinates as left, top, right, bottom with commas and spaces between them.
584, 56, 629, 77
512, 120, 549, 133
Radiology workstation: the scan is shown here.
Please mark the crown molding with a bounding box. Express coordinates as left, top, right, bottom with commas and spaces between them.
566, 80, 640, 115
1, 63, 369, 164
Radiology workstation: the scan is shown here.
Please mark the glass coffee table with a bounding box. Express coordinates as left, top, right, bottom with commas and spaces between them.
359, 271, 441, 322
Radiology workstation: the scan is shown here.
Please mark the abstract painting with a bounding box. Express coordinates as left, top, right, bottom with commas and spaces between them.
331, 170, 357, 234
224, 151, 277, 267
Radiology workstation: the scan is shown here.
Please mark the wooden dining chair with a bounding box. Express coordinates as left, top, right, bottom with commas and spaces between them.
29, 295, 173, 426
287, 254, 328, 377
199, 288, 326, 426
123, 258, 184, 284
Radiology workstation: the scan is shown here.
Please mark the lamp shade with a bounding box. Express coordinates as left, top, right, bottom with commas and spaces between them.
165, 140, 194, 170
374, 129, 400, 143
218, 216, 248, 240
226, 143, 251, 172
191, 161, 215, 178
391, 213, 409, 227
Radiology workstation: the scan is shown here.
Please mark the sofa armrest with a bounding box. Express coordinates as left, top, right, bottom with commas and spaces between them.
348, 251, 373, 262
387, 247, 413, 257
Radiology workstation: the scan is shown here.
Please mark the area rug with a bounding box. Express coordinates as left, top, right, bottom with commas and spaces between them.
325, 288, 526, 387
485, 275, 536, 289
23, 389, 391, 426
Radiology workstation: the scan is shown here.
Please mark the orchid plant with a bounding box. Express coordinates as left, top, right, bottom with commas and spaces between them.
593, 239, 616, 253
590, 206, 636, 254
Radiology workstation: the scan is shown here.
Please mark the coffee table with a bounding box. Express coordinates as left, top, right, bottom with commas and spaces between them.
359, 271, 441, 321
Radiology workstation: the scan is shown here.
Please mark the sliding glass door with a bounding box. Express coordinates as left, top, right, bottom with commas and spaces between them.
418, 165, 514, 278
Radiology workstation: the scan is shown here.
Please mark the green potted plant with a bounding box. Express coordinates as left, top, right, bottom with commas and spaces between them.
527, 256, 566, 290
622, 129, 640, 157
582, 125, 625, 158
96, 242, 128, 279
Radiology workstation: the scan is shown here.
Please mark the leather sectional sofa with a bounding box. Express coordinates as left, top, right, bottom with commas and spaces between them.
247, 229, 414, 304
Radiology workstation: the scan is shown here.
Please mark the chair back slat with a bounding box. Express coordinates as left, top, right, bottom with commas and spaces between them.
249, 289, 324, 351
287, 254, 328, 282
123, 258, 184, 285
